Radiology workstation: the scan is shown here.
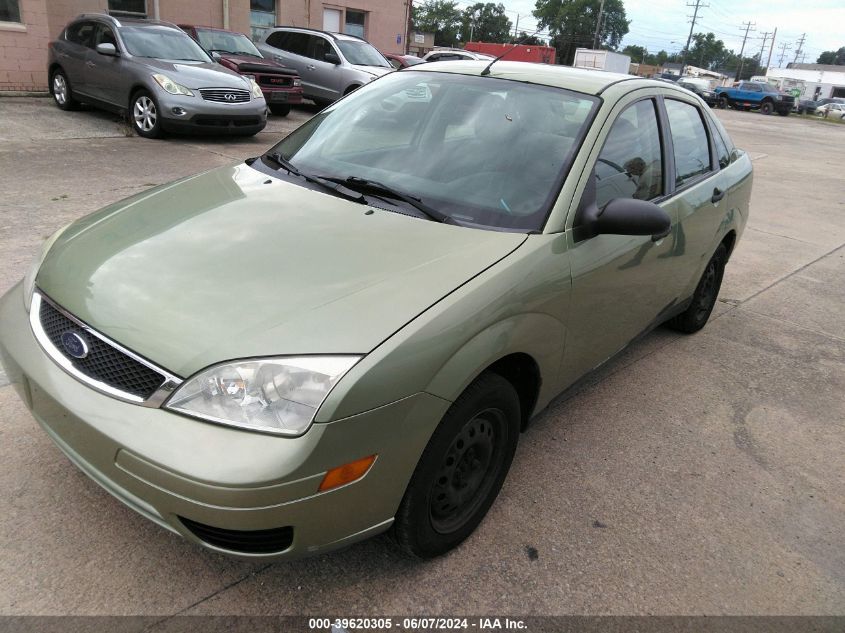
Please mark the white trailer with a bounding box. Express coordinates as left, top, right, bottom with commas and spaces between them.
573, 48, 631, 74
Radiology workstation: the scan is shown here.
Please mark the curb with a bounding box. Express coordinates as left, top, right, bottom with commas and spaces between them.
0, 91, 51, 98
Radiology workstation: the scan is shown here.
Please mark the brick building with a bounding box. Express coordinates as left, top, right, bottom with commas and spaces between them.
0, 0, 410, 92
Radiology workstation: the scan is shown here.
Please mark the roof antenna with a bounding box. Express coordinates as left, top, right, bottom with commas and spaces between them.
480, 26, 547, 76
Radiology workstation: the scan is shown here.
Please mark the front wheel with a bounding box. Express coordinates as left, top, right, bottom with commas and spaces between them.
130, 90, 163, 139
760, 101, 774, 115
392, 372, 520, 558
667, 243, 727, 334
269, 104, 291, 117
719, 95, 729, 109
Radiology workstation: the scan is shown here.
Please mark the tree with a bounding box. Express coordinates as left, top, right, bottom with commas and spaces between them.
687, 32, 730, 70
622, 44, 647, 63
412, 0, 462, 47
817, 47, 845, 65
534, 0, 629, 65
511, 31, 545, 46
459, 3, 512, 43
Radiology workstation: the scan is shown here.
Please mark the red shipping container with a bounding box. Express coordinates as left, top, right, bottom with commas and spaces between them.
464, 42, 556, 64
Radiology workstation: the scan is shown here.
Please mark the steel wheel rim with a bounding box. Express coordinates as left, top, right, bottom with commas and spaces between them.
695, 260, 718, 320
133, 96, 157, 132
54, 75, 67, 105
429, 408, 505, 534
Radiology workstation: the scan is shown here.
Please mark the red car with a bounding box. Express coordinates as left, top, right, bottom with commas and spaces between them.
180, 24, 302, 116
382, 53, 425, 69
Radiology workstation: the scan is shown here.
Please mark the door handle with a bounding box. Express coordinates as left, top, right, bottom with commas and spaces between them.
86, 61, 96, 68
711, 187, 725, 203
307, 64, 316, 70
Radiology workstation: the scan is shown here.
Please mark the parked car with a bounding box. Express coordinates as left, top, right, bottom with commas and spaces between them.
814, 102, 845, 120
179, 24, 302, 117
0, 61, 752, 560
678, 80, 718, 107
47, 14, 268, 138
256, 27, 393, 106
383, 53, 425, 69
796, 96, 845, 115
422, 48, 495, 62
715, 81, 794, 116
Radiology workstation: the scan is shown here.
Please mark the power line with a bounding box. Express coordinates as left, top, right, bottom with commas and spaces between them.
777, 41, 792, 67
793, 32, 806, 64
679, 0, 708, 76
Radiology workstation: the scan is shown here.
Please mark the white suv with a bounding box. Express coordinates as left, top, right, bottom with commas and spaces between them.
257, 27, 393, 106
422, 48, 495, 62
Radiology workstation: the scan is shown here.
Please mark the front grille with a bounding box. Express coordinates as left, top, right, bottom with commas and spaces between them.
192, 115, 262, 127
179, 516, 294, 554
38, 297, 166, 400
258, 75, 292, 87
199, 88, 251, 103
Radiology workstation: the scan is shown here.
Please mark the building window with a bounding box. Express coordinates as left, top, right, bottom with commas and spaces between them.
0, 0, 22, 23
107, 0, 146, 17
250, 0, 276, 42
344, 10, 365, 38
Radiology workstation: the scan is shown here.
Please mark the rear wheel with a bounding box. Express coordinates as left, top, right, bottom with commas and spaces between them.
130, 90, 163, 139
667, 243, 727, 334
269, 104, 291, 117
392, 372, 520, 558
51, 69, 78, 111
760, 101, 774, 115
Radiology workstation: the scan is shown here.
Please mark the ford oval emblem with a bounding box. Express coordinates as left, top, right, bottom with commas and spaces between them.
61, 331, 89, 359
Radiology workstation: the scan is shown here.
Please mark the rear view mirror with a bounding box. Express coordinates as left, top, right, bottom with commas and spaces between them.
96, 43, 117, 56
324, 52, 341, 65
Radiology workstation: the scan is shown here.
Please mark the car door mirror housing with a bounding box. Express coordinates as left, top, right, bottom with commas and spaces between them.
96, 43, 117, 56
596, 198, 671, 239
324, 52, 341, 65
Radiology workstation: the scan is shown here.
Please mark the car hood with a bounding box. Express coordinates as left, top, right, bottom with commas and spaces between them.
36, 164, 526, 378
136, 58, 250, 89
354, 65, 394, 78
220, 54, 298, 75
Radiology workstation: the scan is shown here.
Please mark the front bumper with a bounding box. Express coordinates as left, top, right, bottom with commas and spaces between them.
0, 283, 449, 560
156, 90, 268, 136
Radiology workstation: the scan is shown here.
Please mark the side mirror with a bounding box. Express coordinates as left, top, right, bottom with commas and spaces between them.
324, 52, 341, 65
211, 51, 222, 61
96, 42, 118, 56
596, 198, 671, 239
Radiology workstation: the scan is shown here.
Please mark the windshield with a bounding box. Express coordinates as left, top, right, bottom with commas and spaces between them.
196, 28, 262, 57
404, 56, 425, 66
267, 72, 598, 231
336, 40, 391, 67
120, 26, 212, 62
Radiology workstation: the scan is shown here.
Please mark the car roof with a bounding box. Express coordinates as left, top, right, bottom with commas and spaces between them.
405, 60, 661, 96
180, 24, 246, 35
74, 13, 180, 29
269, 26, 366, 42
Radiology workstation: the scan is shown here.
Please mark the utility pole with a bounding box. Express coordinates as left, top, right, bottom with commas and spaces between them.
513, 14, 519, 39
777, 42, 792, 67
679, 0, 707, 77
793, 32, 806, 63
757, 30, 772, 69
592, 0, 606, 49
735, 21, 755, 80
765, 26, 777, 70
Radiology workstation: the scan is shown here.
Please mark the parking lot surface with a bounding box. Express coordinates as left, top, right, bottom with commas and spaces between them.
0, 98, 843, 617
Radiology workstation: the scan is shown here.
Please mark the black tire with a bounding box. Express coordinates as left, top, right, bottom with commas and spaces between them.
269, 103, 291, 117
129, 89, 163, 139
719, 95, 729, 109
778, 109, 789, 117
312, 97, 333, 110
392, 372, 521, 558
760, 101, 774, 115
344, 84, 361, 95
50, 68, 79, 111
667, 243, 728, 334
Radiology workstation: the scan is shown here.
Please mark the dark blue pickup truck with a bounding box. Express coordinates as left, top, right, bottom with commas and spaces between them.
715, 81, 794, 116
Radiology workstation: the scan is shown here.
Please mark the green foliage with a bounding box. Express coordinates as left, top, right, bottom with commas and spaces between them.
412, 0, 462, 47
534, 0, 629, 65
511, 32, 545, 46
460, 3, 512, 43
816, 47, 845, 65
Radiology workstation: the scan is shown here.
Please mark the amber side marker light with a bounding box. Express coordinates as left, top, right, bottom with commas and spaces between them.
318, 455, 377, 492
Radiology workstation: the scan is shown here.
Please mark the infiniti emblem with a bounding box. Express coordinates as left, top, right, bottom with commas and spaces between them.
60, 331, 89, 359
225, 93, 236, 101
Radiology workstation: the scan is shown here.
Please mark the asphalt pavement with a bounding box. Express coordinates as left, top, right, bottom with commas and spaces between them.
0, 97, 843, 618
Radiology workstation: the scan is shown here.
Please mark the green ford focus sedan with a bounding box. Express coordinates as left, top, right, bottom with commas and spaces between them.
0, 61, 752, 560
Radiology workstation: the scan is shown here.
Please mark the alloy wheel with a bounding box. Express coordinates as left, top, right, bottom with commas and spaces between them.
53, 74, 67, 105
133, 96, 157, 132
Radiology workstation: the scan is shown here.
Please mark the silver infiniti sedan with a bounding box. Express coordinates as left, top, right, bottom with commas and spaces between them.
48, 13, 268, 138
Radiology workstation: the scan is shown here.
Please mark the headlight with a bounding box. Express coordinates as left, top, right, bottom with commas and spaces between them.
293, 78, 302, 87
249, 77, 263, 99
23, 224, 71, 312
165, 356, 360, 436
152, 73, 194, 96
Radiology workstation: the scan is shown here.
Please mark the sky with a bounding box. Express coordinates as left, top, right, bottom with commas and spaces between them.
454, 0, 844, 67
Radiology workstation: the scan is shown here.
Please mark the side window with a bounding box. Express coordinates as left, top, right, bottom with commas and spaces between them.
388, 58, 402, 69
595, 99, 664, 209
308, 35, 332, 61
665, 99, 712, 187
264, 31, 285, 48
94, 25, 118, 48
712, 125, 730, 169
66, 21, 97, 48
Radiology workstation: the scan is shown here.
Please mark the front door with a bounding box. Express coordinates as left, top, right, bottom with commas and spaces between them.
84, 24, 124, 106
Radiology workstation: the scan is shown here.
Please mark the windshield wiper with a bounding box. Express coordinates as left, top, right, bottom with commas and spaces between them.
264, 153, 366, 205
320, 176, 450, 223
